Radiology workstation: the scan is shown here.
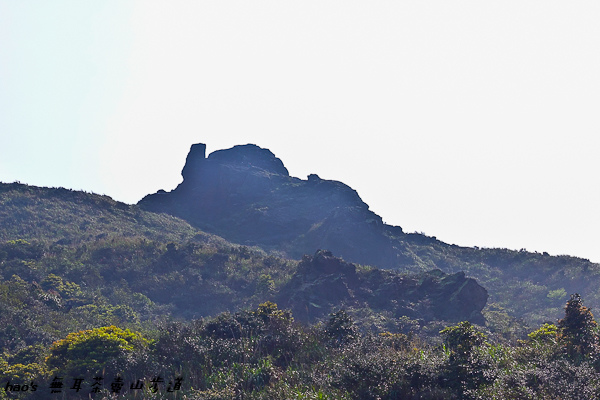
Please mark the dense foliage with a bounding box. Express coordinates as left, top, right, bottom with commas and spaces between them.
3, 182, 600, 397
2, 300, 600, 399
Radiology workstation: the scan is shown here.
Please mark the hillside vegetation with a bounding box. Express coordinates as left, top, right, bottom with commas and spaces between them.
3, 181, 600, 398
0, 181, 497, 397
140, 143, 600, 328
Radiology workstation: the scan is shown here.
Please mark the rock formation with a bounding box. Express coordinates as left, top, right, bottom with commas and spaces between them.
277, 250, 488, 324
139, 143, 409, 268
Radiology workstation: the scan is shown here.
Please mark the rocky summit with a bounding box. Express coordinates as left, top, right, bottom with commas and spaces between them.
139, 143, 407, 268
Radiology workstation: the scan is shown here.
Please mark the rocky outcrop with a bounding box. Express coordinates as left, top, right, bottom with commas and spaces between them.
139, 143, 405, 267
277, 250, 488, 324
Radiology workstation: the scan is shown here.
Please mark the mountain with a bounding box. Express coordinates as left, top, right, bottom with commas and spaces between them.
1, 171, 598, 400
140, 143, 600, 327
0, 181, 487, 355
140, 143, 402, 268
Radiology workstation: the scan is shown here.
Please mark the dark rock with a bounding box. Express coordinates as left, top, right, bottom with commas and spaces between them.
419, 270, 488, 325
139, 143, 395, 266
208, 144, 289, 176
277, 251, 488, 324
181, 143, 207, 181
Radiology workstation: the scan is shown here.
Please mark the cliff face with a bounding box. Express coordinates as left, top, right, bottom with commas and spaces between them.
139, 143, 406, 268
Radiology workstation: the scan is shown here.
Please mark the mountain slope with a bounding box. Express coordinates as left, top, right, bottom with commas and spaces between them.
0, 182, 203, 245
0, 181, 486, 354
139, 143, 600, 326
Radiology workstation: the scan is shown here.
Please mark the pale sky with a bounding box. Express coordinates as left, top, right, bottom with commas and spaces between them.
1, 1, 599, 262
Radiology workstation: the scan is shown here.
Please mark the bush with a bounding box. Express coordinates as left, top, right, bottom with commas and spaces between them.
46, 326, 150, 378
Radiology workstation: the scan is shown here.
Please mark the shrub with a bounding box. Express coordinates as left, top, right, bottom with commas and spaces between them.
46, 326, 150, 377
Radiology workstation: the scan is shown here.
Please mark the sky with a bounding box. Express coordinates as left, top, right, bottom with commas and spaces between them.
1, 1, 599, 262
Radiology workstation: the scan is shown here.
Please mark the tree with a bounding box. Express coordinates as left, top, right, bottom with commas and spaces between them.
46, 326, 149, 377
557, 293, 599, 360
325, 310, 357, 345
440, 321, 490, 395
527, 323, 559, 345
440, 321, 486, 360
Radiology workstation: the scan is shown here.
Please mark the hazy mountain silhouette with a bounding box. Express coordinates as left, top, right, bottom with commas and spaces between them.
140, 143, 410, 268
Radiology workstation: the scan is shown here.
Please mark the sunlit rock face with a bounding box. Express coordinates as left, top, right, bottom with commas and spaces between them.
139, 143, 407, 268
